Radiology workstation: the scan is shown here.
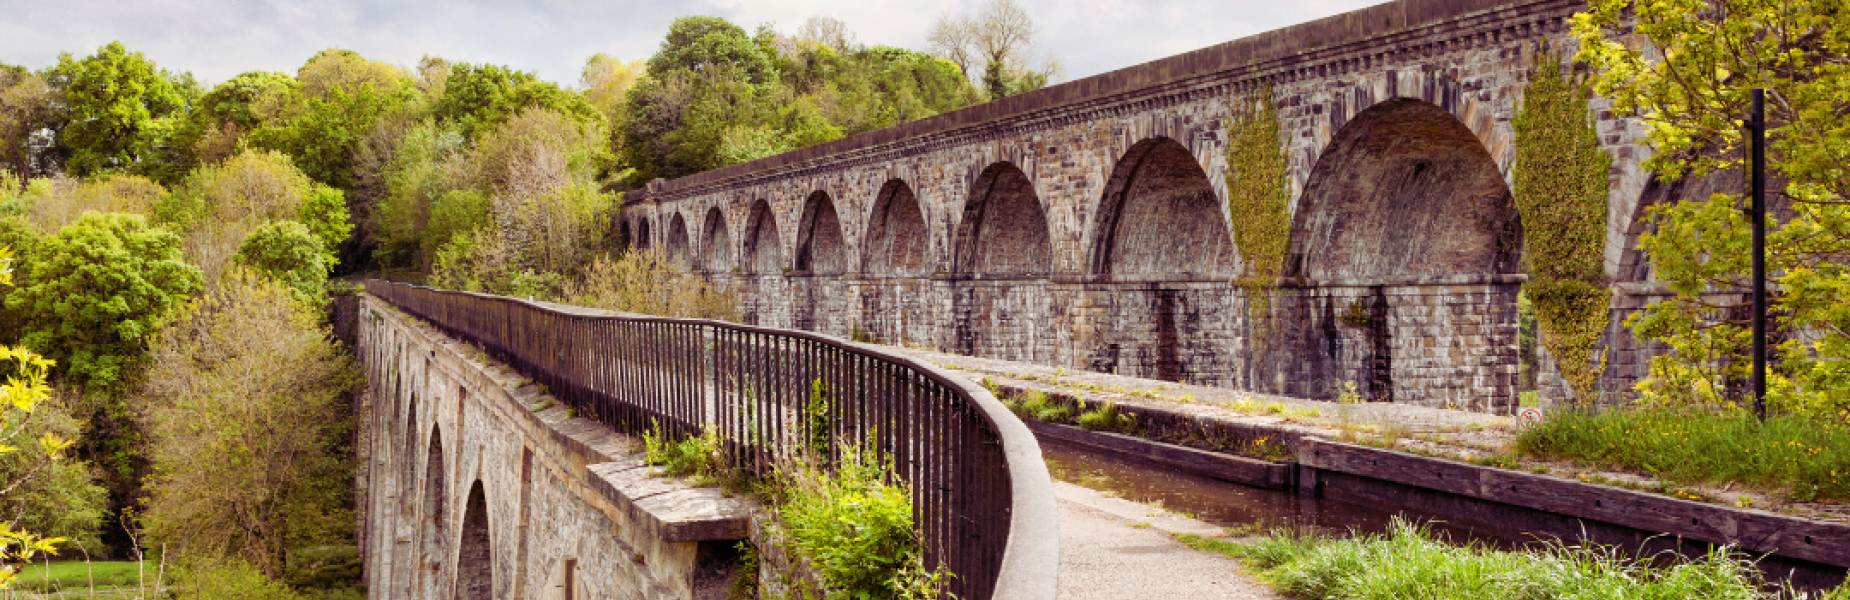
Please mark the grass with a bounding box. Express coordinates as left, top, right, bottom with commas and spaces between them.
13, 560, 145, 592
1178, 518, 1850, 600
1517, 407, 1850, 501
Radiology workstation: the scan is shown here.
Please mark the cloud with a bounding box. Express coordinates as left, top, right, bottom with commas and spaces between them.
0, 0, 1386, 88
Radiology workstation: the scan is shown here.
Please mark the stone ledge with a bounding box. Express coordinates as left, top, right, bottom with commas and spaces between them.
1026, 421, 1294, 489
587, 462, 754, 543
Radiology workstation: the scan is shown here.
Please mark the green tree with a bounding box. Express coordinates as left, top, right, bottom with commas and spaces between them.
5, 212, 201, 389
174, 71, 296, 166
43, 42, 185, 177
648, 16, 776, 84
233, 220, 333, 304
140, 270, 359, 577
248, 50, 414, 189
0, 64, 54, 181
1575, 0, 1850, 419
0, 247, 81, 585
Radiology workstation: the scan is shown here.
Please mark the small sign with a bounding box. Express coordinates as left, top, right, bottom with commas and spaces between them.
1517, 407, 1544, 430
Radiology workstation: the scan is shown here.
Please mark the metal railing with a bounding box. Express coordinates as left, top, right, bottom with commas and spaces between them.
364, 280, 1057, 600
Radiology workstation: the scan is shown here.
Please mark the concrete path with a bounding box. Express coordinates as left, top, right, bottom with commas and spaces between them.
1052, 481, 1282, 600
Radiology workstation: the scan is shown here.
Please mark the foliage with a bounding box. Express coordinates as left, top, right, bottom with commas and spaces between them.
1223, 85, 1293, 334
171, 557, 321, 600
13, 175, 166, 234
1212, 518, 1811, 600
806, 379, 832, 458
436, 63, 602, 140
1516, 406, 1850, 500
0, 388, 108, 552
297, 184, 352, 256
248, 53, 415, 189
6, 212, 201, 388
643, 421, 721, 481
173, 70, 295, 166
0, 64, 54, 179
926, 0, 1058, 98
1075, 402, 1137, 434
42, 42, 186, 177
233, 220, 334, 304
161, 149, 329, 283
1512, 55, 1612, 405
776, 442, 947, 600
365, 121, 466, 269
1574, 0, 1850, 410
555, 249, 741, 321
139, 271, 360, 577
0, 247, 79, 587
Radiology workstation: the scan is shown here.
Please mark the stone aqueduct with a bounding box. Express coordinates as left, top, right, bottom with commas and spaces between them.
620, 0, 1675, 411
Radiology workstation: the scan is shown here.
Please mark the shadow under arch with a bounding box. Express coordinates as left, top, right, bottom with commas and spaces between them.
455, 480, 494, 600
701, 206, 735, 273
1088, 137, 1238, 281
795, 191, 847, 275
664, 213, 691, 268
419, 425, 447, 600
953, 162, 1050, 278
741, 199, 784, 275
634, 218, 651, 250
862, 179, 931, 277
1288, 98, 1521, 283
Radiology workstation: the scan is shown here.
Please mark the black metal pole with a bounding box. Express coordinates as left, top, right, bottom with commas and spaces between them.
1750, 88, 1767, 419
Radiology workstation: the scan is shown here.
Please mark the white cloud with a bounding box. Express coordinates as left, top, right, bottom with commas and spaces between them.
0, 0, 1387, 88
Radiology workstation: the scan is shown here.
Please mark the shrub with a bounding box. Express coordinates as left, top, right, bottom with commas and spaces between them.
643, 421, 720, 481
233, 221, 333, 304
6, 211, 203, 388
1075, 402, 1137, 433
556, 248, 740, 321
777, 443, 946, 600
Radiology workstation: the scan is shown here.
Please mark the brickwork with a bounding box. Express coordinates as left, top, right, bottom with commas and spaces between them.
619, 0, 1664, 411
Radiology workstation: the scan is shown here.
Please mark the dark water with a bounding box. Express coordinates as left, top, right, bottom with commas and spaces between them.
1046, 439, 1566, 549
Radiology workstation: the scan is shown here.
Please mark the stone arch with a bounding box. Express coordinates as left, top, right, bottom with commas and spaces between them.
664, 213, 691, 267
953, 162, 1051, 277
455, 480, 494, 600
1288, 98, 1521, 282
701, 206, 735, 272
420, 426, 448, 600
862, 179, 931, 277
1089, 137, 1238, 281
635, 218, 651, 250
741, 199, 784, 275
795, 191, 847, 275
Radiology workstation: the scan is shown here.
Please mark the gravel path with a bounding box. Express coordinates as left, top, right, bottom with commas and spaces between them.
1052, 481, 1282, 600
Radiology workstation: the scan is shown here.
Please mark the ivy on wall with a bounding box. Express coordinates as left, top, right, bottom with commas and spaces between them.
1223, 85, 1293, 336
1512, 53, 1613, 405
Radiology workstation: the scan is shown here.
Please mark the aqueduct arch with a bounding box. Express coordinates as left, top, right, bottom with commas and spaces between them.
954, 162, 1051, 278
701, 207, 735, 273
420, 427, 448, 600
864, 179, 931, 278
664, 214, 690, 268
795, 191, 847, 275
742, 200, 783, 275
1090, 137, 1239, 282
456, 480, 494, 600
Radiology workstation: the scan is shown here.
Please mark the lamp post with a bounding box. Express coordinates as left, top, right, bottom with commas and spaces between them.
1748, 88, 1767, 420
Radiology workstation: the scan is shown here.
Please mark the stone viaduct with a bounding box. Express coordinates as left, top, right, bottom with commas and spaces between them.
620, 0, 1681, 412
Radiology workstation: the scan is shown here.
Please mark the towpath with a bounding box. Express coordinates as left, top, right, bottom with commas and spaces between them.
1052, 481, 1281, 600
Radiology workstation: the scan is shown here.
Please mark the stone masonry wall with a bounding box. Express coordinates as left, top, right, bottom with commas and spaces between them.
619, 0, 1661, 411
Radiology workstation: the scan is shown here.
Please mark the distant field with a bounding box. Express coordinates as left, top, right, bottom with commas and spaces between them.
11, 560, 151, 594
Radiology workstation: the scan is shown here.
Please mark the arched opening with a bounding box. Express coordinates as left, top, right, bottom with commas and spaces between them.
392, 396, 419, 596
665, 214, 691, 268
616, 219, 632, 253
1090, 138, 1238, 281
1284, 98, 1522, 407
701, 207, 735, 272
953, 162, 1050, 277
741, 200, 784, 275
455, 480, 494, 600
635, 219, 651, 250
1289, 99, 1521, 282
863, 179, 931, 277
795, 191, 846, 275
420, 427, 447, 600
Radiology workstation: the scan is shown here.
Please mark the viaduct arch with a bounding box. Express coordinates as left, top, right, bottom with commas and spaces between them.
621, 0, 1661, 410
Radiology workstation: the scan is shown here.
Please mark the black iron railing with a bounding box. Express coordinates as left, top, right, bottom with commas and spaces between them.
364, 280, 1057, 600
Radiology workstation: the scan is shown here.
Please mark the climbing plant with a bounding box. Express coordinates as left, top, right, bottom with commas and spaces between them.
1223, 85, 1293, 338
1512, 53, 1612, 406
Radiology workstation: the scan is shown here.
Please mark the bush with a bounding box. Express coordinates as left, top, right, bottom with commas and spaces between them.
777, 443, 945, 600
642, 421, 720, 481
13, 175, 166, 233
6, 211, 203, 388
556, 248, 740, 321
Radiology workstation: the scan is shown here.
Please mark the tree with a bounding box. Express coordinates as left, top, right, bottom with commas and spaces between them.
5, 211, 202, 389
42, 42, 185, 177
233, 220, 332, 304
161, 148, 332, 282
1574, 0, 1850, 419
797, 16, 856, 53
294, 49, 407, 101
927, 0, 1058, 98
140, 270, 359, 577
0, 64, 54, 182
0, 247, 78, 586
248, 50, 414, 189
175, 71, 296, 166
432, 63, 537, 139
646, 16, 776, 85
581, 53, 646, 124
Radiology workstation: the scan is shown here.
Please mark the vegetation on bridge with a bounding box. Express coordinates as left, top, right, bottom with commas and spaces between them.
1222, 85, 1294, 342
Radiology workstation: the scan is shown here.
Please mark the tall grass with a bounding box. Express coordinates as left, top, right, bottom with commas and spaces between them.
1516, 408, 1850, 500
1191, 518, 1849, 600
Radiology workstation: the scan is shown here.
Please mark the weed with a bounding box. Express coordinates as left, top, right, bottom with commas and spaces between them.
1467, 453, 1522, 470
1517, 407, 1850, 501
531, 398, 554, 412
1075, 402, 1138, 434
1336, 380, 1362, 404
777, 443, 949, 600
565, 408, 579, 419
1128, 522, 1152, 529
643, 421, 721, 482
728, 541, 760, 600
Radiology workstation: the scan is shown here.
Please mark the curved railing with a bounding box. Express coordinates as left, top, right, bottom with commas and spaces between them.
364, 280, 1057, 600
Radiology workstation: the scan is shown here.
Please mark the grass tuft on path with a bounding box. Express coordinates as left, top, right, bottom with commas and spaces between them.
1516, 407, 1850, 501
1179, 519, 1849, 600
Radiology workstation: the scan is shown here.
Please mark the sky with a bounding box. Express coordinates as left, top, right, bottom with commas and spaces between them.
0, 0, 1389, 89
